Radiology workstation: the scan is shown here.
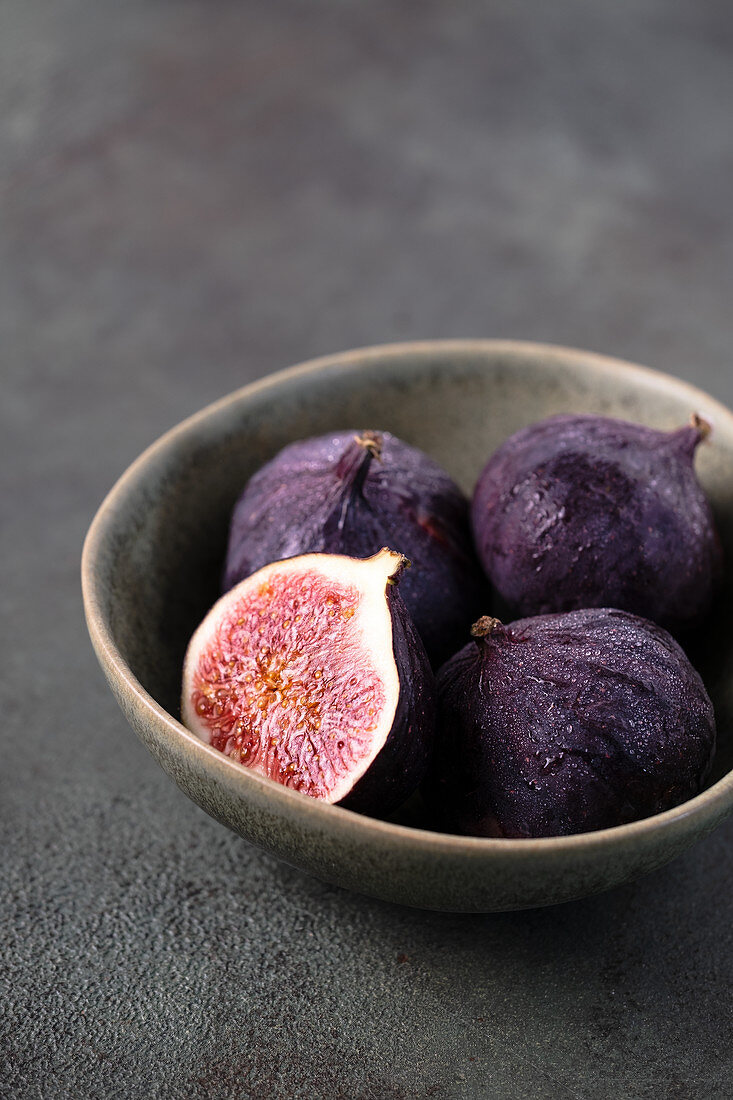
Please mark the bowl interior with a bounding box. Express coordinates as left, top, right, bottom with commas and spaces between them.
99, 342, 733, 811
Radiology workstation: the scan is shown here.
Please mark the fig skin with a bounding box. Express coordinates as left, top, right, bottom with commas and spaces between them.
342, 566, 436, 814
223, 429, 490, 667
471, 413, 723, 634
425, 608, 716, 838
182, 549, 436, 817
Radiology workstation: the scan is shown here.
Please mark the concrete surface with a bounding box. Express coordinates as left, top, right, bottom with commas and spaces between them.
2, 1, 733, 1096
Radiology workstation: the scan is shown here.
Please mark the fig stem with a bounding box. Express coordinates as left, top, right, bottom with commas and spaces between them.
336, 432, 382, 495
333, 433, 383, 530
471, 615, 502, 640
690, 412, 712, 441
353, 430, 383, 462
385, 552, 411, 585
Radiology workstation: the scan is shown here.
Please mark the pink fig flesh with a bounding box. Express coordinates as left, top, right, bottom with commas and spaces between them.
182, 549, 435, 813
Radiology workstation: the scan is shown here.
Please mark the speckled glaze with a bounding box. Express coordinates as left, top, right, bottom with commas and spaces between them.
81, 341, 733, 912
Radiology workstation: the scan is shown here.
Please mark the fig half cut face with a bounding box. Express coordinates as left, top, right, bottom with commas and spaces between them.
182, 549, 435, 814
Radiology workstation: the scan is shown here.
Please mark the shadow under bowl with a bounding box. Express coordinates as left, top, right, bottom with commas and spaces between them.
82, 340, 733, 912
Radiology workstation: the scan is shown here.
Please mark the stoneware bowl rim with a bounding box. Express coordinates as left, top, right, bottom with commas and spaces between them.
81, 339, 733, 887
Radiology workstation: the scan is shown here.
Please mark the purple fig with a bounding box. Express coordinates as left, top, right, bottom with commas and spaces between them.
183, 548, 435, 815
224, 429, 489, 667
426, 608, 716, 838
472, 413, 723, 633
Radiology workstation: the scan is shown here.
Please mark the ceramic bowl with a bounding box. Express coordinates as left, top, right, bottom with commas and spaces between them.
82, 340, 733, 912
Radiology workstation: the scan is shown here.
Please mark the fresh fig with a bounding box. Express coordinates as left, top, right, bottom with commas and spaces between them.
426, 608, 716, 838
471, 413, 723, 633
223, 430, 489, 667
182, 548, 435, 815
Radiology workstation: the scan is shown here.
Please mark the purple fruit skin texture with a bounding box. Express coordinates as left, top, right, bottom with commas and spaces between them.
224, 430, 490, 667
471, 414, 723, 633
341, 583, 436, 816
426, 608, 716, 838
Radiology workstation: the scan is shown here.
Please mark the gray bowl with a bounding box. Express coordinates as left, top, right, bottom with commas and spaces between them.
82, 340, 733, 912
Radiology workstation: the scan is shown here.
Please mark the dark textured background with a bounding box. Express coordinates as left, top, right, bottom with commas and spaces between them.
3, 2, 733, 1097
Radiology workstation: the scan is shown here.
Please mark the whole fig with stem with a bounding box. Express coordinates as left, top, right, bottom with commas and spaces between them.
183, 548, 435, 816
471, 413, 723, 633
223, 429, 490, 667
426, 608, 716, 838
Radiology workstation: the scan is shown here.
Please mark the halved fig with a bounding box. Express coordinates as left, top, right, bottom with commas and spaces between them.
182, 548, 435, 815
